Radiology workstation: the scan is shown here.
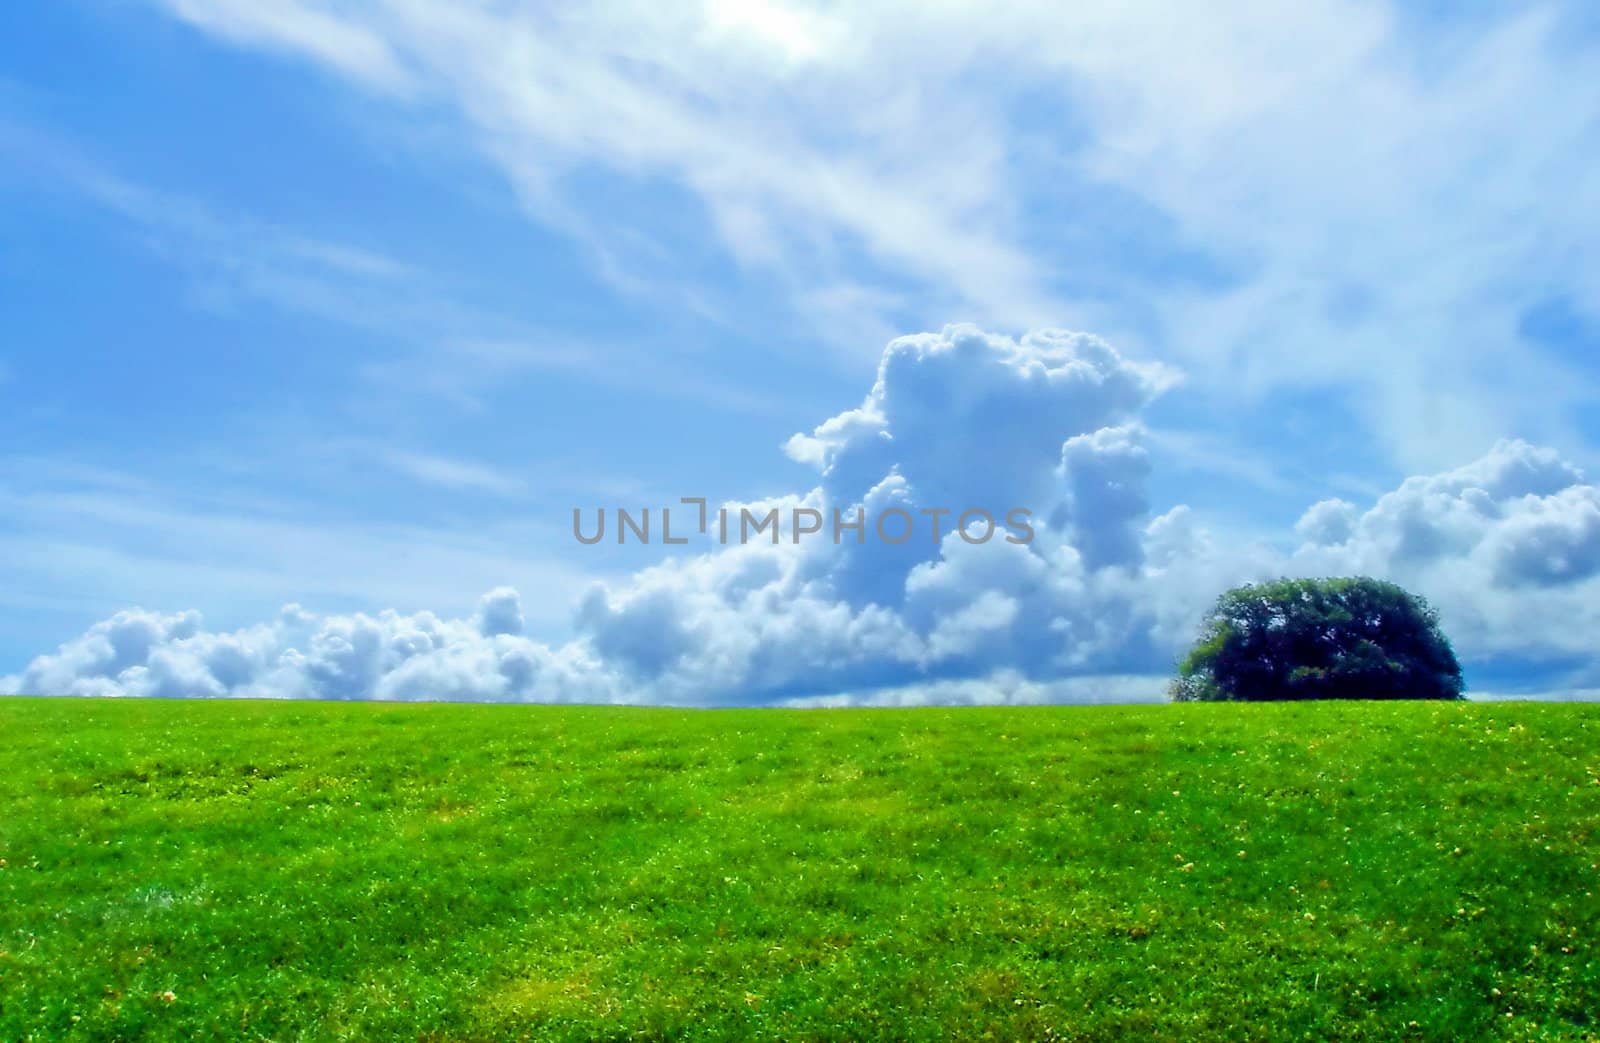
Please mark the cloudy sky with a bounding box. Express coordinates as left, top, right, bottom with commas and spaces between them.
3, 1, 1599, 704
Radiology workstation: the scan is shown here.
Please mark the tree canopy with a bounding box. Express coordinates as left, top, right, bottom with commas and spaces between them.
1172, 577, 1464, 702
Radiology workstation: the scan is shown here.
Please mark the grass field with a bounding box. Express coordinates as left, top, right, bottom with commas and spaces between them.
1, 698, 1596, 1041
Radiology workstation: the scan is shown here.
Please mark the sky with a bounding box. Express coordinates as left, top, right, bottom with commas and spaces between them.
2, 0, 1599, 704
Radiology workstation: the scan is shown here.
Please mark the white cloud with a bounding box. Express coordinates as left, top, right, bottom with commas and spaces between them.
0, 461, 600, 638
0, 117, 430, 337
160, 0, 414, 93
780, 672, 1169, 708
1288, 440, 1600, 663
9, 329, 1600, 703
789, 325, 1173, 556
1058, 424, 1151, 570
1486, 488, 1600, 588
1295, 499, 1359, 546
476, 586, 525, 637
4, 593, 617, 703
138, 0, 1069, 351
381, 451, 527, 497
1041, 4, 1600, 467
141, 0, 1600, 468
702, 0, 843, 65
0, 121, 787, 433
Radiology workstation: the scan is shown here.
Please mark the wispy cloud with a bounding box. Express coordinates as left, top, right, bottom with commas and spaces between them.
143, 0, 1600, 469
148, 0, 1065, 344
0, 116, 788, 418
0, 116, 416, 330
0, 460, 599, 635
159, 0, 415, 93
379, 450, 527, 497
358, 336, 785, 417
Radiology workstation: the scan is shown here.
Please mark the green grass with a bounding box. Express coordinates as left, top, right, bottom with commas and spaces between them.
1, 698, 1597, 1041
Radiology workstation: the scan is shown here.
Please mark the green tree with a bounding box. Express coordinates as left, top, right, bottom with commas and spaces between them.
1172, 577, 1464, 702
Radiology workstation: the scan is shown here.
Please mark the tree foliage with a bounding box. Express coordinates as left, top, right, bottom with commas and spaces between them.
1172, 577, 1464, 702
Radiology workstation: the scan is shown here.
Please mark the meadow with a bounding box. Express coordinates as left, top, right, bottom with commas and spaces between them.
0, 697, 1596, 1041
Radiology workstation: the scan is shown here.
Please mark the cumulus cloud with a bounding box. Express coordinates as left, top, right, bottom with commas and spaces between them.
4, 592, 617, 703
787, 325, 1173, 609
8, 331, 1600, 704
476, 586, 525, 637
1058, 424, 1151, 570
1295, 498, 1358, 546
1487, 488, 1600, 588
788, 326, 1174, 515
1289, 440, 1600, 666
1291, 440, 1595, 580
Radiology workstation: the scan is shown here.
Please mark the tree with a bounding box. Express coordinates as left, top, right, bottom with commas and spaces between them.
1171, 577, 1464, 702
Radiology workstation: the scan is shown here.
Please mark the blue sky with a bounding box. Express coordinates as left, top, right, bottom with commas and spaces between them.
3, 1, 1599, 703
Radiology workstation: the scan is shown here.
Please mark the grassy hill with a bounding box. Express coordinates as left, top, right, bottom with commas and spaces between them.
0, 698, 1596, 1041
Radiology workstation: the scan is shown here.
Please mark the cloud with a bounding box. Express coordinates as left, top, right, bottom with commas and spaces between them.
11, 324, 1183, 701
780, 672, 1169, 708
1295, 499, 1359, 546
790, 327, 1174, 511
159, 0, 414, 93
0, 121, 785, 434
381, 451, 527, 498
4, 594, 616, 703
150, 0, 1061, 341
9, 329, 1600, 704
0, 458, 600, 639
0, 117, 436, 338
1486, 488, 1600, 588
476, 586, 525, 637
1294, 440, 1591, 574
787, 325, 1174, 608
138, 0, 1600, 468
1058, 424, 1151, 570
1289, 440, 1600, 663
